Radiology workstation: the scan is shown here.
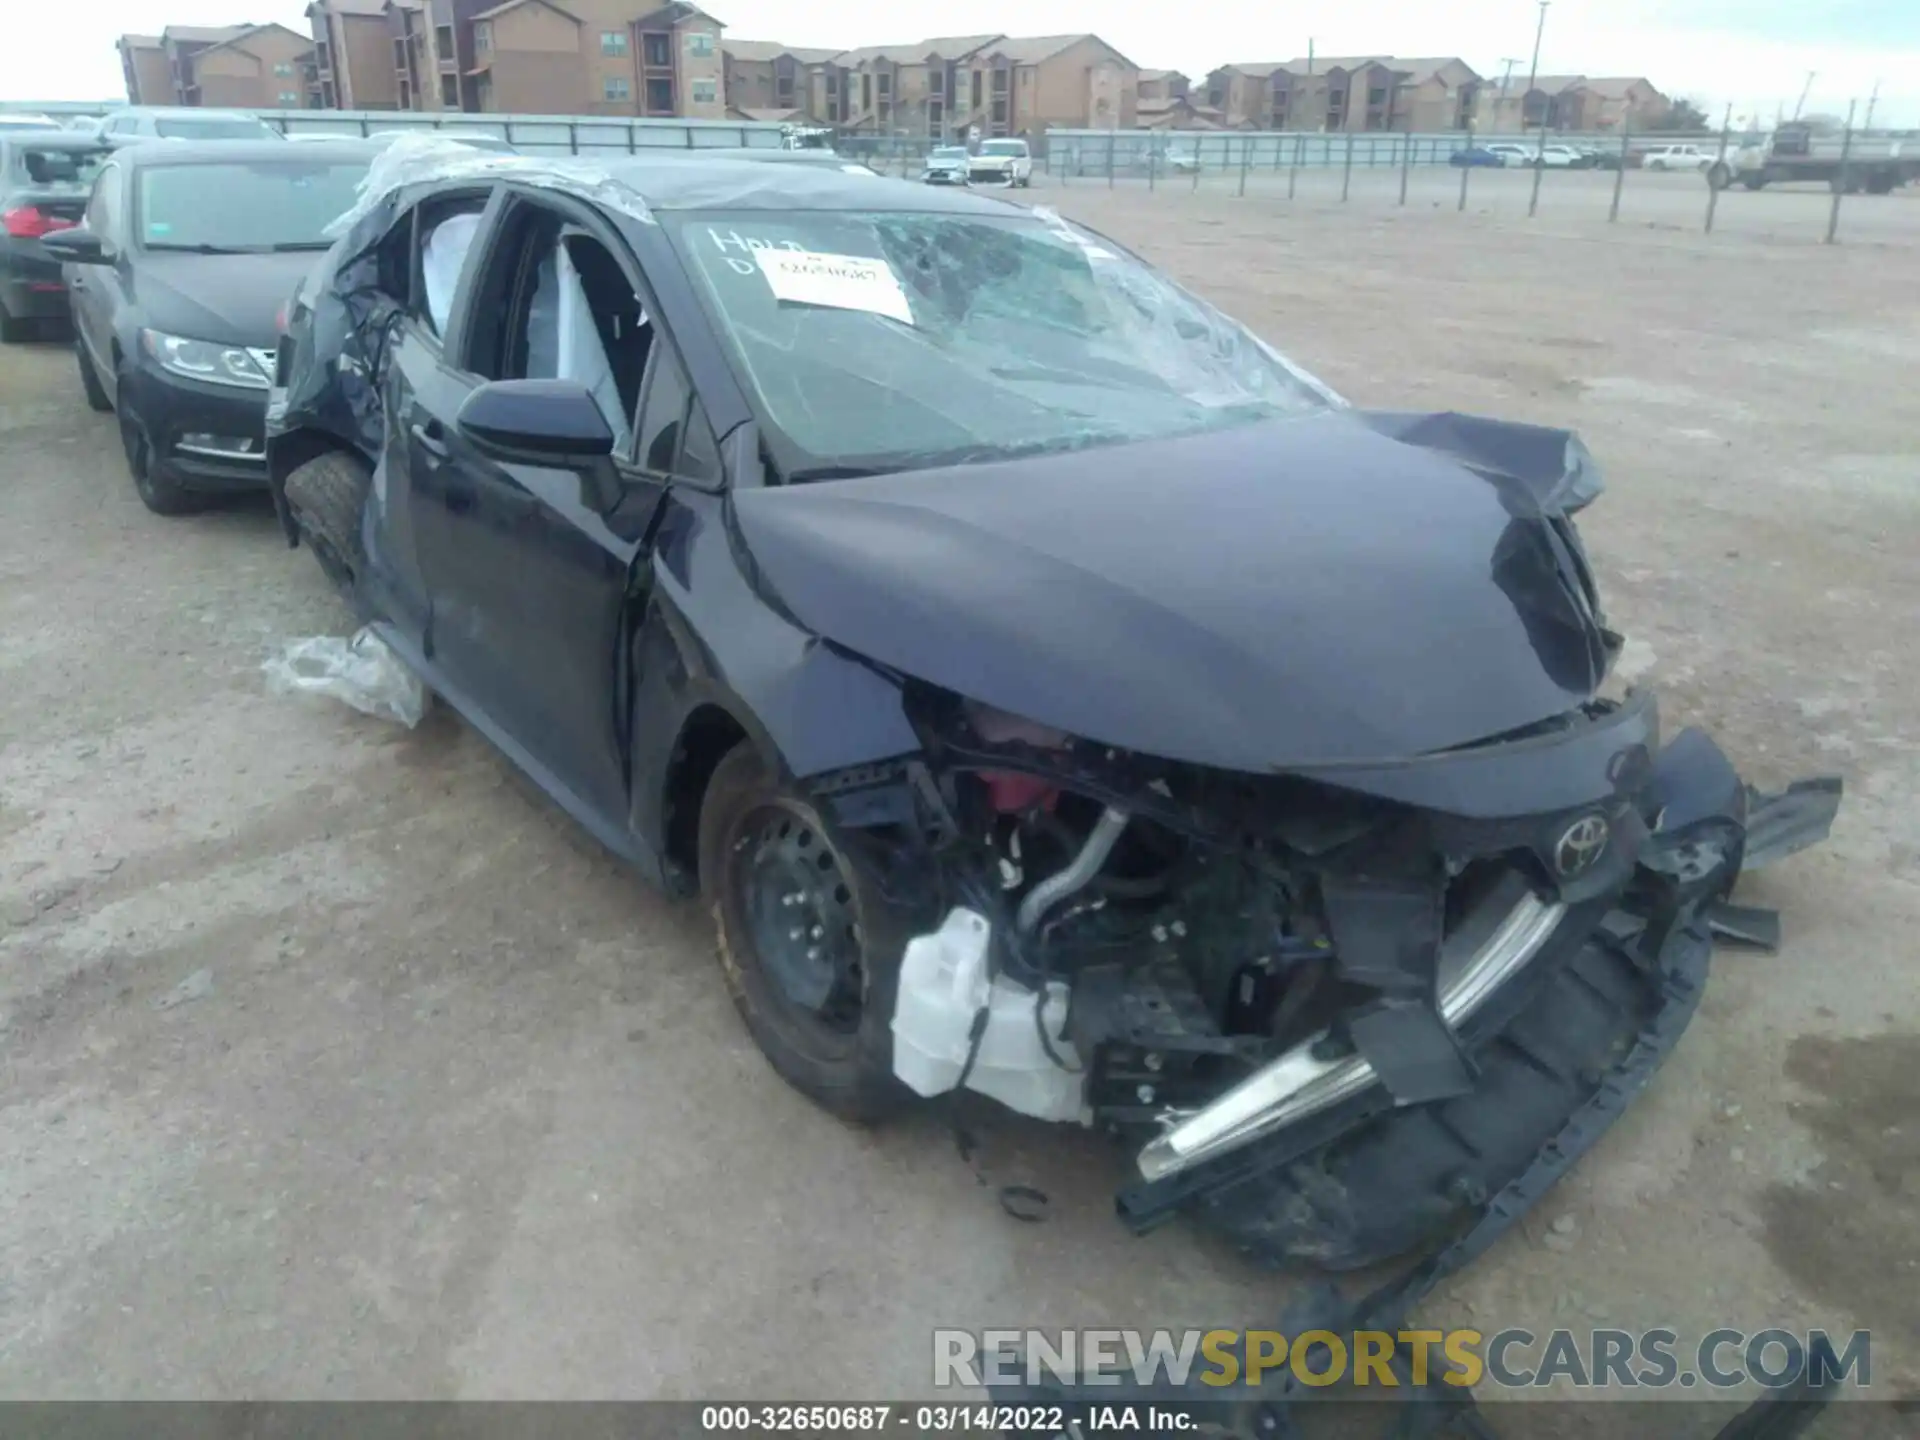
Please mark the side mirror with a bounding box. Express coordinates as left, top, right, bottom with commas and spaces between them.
42, 227, 108, 265
455, 379, 614, 466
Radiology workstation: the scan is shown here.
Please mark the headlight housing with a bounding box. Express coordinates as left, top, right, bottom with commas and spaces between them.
140, 329, 271, 390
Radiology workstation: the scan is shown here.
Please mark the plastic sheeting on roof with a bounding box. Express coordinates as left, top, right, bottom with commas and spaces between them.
324, 131, 654, 239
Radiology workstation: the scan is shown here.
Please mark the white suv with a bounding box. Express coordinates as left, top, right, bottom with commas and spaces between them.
968, 138, 1032, 187
1642, 144, 1714, 172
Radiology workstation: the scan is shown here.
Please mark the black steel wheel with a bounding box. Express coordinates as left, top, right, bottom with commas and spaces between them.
698, 742, 914, 1121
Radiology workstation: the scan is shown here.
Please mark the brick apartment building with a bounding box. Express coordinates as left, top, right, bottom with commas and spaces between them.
295, 0, 723, 115
116, 23, 312, 109
1205, 56, 1481, 132
1475, 75, 1668, 132
723, 32, 1136, 140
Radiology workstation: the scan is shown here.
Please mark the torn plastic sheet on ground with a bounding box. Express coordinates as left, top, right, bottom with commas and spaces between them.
324, 131, 654, 240
264, 627, 428, 728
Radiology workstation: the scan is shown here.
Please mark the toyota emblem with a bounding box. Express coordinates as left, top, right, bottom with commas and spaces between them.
1554, 815, 1610, 877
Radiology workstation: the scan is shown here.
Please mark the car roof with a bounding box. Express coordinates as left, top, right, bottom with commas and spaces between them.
108, 106, 266, 120
0, 131, 108, 152
119, 138, 379, 167
492, 154, 1030, 216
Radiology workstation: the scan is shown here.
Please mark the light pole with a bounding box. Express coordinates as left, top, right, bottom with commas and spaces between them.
1524, 0, 1550, 217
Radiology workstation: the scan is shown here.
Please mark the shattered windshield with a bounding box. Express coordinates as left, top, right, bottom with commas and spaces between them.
980, 140, 1026, 156
930, 147, 968, 161
671, 209, 1330, 477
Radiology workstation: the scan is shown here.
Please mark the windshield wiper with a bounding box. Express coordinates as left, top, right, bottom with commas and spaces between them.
145, 241, 326, 255
783, 463, 890, 484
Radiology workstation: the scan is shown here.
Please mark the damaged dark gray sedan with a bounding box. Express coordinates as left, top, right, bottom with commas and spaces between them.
267, 149, 1840, 1273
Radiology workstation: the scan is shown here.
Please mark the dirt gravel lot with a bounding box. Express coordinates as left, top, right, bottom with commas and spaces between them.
1, 171, 1916, 1421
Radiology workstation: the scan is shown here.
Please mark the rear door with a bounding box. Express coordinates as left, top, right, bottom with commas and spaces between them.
372, 188, 498, 650
407, 191, 698, 842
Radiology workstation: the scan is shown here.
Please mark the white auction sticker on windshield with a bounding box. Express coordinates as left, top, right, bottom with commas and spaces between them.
753, 248, 914, 326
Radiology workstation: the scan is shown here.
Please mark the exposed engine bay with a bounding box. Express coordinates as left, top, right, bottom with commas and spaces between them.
810, 685, 1839, 1271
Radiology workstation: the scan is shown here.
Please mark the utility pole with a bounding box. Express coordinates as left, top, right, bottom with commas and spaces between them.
1524, 2, 1550, 114
1498, 58, 1519, 95
1525, 1, 1550, 218
1863, 78, 1881, 131
1792, 70, 1815, 120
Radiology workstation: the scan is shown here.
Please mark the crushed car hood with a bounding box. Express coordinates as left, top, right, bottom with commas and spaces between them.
733, 411, 1615, 775
134, 249, 320, 347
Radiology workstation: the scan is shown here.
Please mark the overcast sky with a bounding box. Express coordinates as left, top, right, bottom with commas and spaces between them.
7, 0, 1915, 125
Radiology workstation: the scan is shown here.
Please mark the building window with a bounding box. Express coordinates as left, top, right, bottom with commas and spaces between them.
928, 68, 943, 96
441, 74, 458, 106
399, 79, 412, 108
316, 41, 331, 71
645, 76, 673, 112
472, 21, 491, 53
687, 31, 714, 57
875, 72, 890, 98
322, 81, 336, 105
274, 61, 294, 76
601, 31, 627, 56
1367, 86, 1386, 105
928, 99, 943, 133
394, 38, 408, 69
605, 75, 630, 101
643, 32, 670, 67
861, 73, 871, 109
436, 24, 453, 60
825, 70, 837, 94
691, 77, 716, 103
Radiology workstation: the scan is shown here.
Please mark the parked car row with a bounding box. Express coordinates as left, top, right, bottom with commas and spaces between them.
920, 138, 1032, 186
27, 140, 1839, 1348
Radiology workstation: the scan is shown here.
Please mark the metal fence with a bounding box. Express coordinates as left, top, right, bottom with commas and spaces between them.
263, 108, 784, 154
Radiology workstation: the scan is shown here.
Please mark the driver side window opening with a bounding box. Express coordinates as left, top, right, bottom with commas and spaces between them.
465, 203, 650, 454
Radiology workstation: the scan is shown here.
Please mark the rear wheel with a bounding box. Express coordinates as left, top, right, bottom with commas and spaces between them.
0, 302, 28, 344
75, 335, 111, 411
282, 448, 372, 594
697, 742, 915, 1123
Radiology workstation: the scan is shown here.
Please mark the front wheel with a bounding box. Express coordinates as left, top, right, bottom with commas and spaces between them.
118, 389, 202, 516
698, 743, 917, 1123
76, 334, 111, 411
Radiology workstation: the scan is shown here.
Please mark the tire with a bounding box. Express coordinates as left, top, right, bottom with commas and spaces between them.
698, 742, 916, 1123
1866, 174, 1895, 196
282, 448, 371, 594
1741, 174, 1767, 191
117, 385, 202, 516
1707, 162, 1732, 191
76, 335, 111, 411
0, 303, 28, 344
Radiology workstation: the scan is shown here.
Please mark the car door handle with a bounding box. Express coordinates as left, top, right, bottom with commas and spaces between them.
68, 276, 86, 291
410, 420, 449, 461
